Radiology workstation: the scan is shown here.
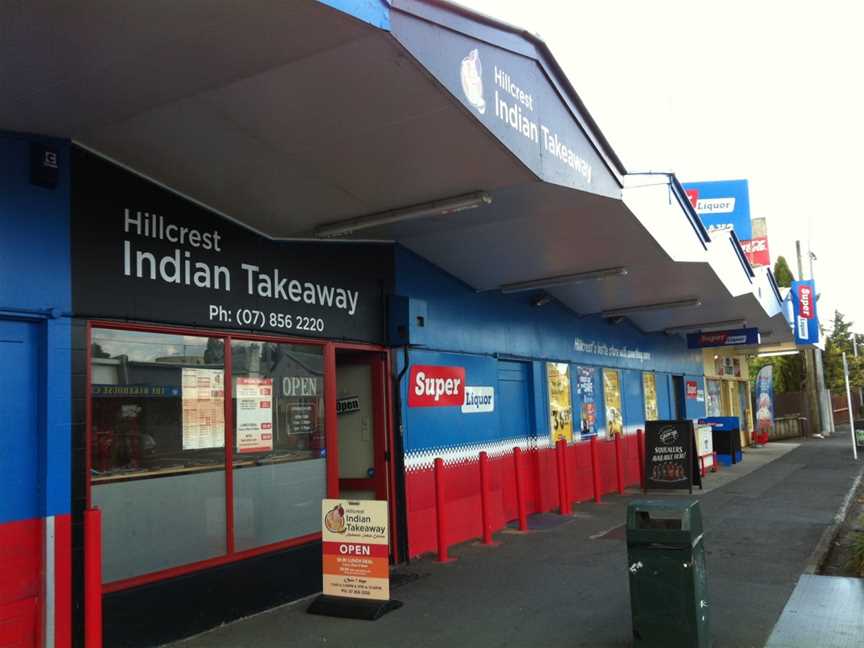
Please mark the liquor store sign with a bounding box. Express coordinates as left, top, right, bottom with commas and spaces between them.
321, 499, 389, 601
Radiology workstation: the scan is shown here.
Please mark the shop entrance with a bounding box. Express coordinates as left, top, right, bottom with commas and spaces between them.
671, 375, 686, 419
0, 319, 41, 647
335, 350, 388, 501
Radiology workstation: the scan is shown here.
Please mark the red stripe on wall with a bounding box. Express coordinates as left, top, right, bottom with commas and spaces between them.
55, 514, 72, 648
0, 517, 41, 647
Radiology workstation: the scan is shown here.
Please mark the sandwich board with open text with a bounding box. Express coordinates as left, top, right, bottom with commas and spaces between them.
307, 499, 402, 620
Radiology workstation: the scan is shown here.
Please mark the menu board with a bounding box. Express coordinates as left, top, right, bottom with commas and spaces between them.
235, 377, 273, 454
643, 420, 702, 493
181, 368, 225, 449
546, 363, 573, 443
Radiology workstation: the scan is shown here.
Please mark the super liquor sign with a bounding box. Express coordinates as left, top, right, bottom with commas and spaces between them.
70, 147, 392, 343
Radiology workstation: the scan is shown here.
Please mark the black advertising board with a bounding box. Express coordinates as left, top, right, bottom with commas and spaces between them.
71, 148, 392, 343
644, 420, 702, 493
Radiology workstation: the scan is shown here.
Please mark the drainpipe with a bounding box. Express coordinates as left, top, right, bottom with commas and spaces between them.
390, 346, 411, 563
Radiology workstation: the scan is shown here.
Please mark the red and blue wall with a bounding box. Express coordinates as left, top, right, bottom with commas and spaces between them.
390, 247, 706, 557
0, 132, 72, 647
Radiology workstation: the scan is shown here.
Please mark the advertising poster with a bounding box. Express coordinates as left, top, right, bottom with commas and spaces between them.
321, 499, 389, 601
181, 368, 225, 449
706, 380, 722, 417
643, 373, 658, 421
755, 365, 774, 443
603, 369, 623, 436
235, 377, 273, 454
686, 380, 698, 400
643, 420, 701, 493
575, 366, 597, 436
547, 363, 573, 442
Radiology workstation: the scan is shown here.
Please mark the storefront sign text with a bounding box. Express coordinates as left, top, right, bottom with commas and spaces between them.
408, 365, 465, 407
461, 386, 494, 414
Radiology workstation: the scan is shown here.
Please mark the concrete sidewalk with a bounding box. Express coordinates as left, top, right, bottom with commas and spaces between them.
172, 436, 862, 648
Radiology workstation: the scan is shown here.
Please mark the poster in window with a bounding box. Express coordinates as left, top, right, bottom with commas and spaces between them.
643, 373, 658, 421
603, 369, 623, 436
706, 379, 722, 417
546, 363, 573, 442
235, 377, 273, 454
181, 368, 225, 450
575, 366, 597, 436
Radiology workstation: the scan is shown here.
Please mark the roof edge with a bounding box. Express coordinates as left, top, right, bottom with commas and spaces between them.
390, 0, 628, 178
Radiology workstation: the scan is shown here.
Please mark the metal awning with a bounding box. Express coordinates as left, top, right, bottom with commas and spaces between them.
1, 0, 790, 341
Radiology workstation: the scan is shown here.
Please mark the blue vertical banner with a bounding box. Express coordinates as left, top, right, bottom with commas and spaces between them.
755, 365, 774, 442
791, 280, 819, 345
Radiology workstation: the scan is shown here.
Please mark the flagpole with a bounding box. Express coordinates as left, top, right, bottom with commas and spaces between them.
842, 352, 858, 460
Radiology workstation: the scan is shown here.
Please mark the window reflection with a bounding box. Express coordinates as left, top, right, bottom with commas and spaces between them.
91, 329, 225, 480
231, 340, 325, 466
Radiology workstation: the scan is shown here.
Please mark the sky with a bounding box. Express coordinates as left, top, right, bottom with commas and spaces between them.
457, 0, 864, 332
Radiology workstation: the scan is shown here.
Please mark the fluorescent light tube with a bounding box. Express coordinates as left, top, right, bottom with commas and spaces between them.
758, 350, 799, 357
664, 319, 747, 335
602, 298, 702, 318
500, 267, 628, 294
314, 191, 492, 238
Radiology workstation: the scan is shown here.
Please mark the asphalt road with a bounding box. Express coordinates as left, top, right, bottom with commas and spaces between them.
172, 436, 862, 648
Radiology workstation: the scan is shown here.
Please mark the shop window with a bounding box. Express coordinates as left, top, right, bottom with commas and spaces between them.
546, 363, 573, 442
574, 366, 598, 437
706, 379, 723, 417
90, 328, 226, 582
90, 328, 330, 583
643, 373, 658, 422
603, 369, 623, 436
231, 340, 325, 551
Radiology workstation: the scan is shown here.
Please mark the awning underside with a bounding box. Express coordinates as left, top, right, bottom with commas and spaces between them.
0, 0, 790, 342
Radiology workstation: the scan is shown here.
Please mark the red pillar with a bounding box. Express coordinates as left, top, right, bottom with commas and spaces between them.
590, 435, 602, 503
555, 439, 571, 515
513, 447, 528, 531
84, 508, 102, 648
614, 433, 625, 495
434, 458, 455, 562
479, 451, 497, 545
636, 429, 645, 489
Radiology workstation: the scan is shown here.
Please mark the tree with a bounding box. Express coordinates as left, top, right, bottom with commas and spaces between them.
822, 310, 864, 393
749, 352, 804, 393
773, 256, 795, 288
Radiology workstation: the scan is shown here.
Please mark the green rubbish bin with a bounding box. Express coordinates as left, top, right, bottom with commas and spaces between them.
626, 500, 710, 648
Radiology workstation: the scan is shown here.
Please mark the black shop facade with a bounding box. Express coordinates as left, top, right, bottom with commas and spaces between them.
70, 148, 397, 646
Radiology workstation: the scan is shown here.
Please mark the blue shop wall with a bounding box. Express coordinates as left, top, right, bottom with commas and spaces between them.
0, 131, 72, 521
392, 246, 705, 454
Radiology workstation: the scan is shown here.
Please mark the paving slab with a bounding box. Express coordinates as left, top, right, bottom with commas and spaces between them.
764, 575, 864, 648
